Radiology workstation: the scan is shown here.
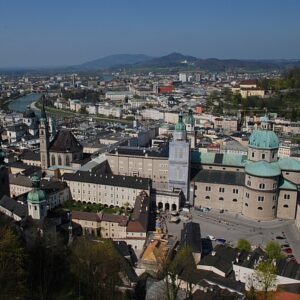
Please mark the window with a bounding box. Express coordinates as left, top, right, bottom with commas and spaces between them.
259, 183, 265, 189
252, 152, 254, 158
206, 186, 211, 191
283, 204, 289, 208
219, 187, 224, 193
273, 195, 276, 201
233, 189, 238, 194
66, 155, 70, 166
219, 197, 224, 201
273, 183, 277, 188
205, 196, 210, 200
262, 154, 265, 159
272, 153, 275, 159
246, 193, 249, 198
284, 194, 290, 200
51, 155, 55, 165
258, 196, 264, 202
258, 207, 263, 210
247, 181, 251, 186
272, 205, 276, 209
58, 155, 62, 165
233, 199, 237, 202
245, 203, 248, 207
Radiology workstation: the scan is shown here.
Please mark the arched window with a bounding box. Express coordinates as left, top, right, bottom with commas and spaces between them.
58, 155, 62, 165
66, 155, 70, 166
245, 203, 248, 207
219, 197, 224, 201
205, 196, 210, 200
283, 204, 289, 208
51, 155, 55, 166
233, 199, 237, 202
258, 207, 263, 210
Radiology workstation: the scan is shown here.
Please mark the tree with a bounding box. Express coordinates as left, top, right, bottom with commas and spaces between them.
237, 239, 251, 252
70, 237, 121, 300
160, 246, 195, 300
28, 233, 69, 300
0, 227, 27, 299
254, 261, 277, 299
265, 241, 283, 261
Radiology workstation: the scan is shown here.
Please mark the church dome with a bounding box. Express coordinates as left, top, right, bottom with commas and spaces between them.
245, 161, 281, 177
248, 130, 279, 149
184, 109, 195, 126
27, 176, 46, 204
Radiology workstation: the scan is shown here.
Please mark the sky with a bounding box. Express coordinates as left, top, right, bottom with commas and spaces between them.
0, 0, 300, 68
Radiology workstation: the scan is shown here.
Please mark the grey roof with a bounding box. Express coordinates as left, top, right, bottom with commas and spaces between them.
9, 173, 33, 187
108, 144, 169, 158
0, 195, 28, 219
6, 124, 28, 132
192, 283, 244, 300
180, 222, 202, 254
49, 130, 82, 153
199, 253, 233, 275
20, 150, 40, 161
192, 169, 245, 186
62, 172, 151, 190
276, 259, 300, 280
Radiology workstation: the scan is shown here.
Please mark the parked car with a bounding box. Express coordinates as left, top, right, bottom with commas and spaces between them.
283, 248, 293, 254
170, 216, 180, 223
216, 238, 226, 244
276, 236, 286, 240
182, 204, 190, 212
206, 235, 216, 241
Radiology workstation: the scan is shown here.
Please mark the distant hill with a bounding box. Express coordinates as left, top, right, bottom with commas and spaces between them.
133, 52, 199, 67
74, 54, 152, 70
129, 54, 300, 71
1, 53, 300, 75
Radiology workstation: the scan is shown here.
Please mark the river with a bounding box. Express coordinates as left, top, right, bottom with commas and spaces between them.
8, 93, 42, 116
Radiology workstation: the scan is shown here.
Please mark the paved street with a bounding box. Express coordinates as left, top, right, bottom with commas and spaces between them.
165, 208, 300, 261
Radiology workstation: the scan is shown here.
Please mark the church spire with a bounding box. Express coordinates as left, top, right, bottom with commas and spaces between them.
40, 96, 47, 122
39, 95, 50, 172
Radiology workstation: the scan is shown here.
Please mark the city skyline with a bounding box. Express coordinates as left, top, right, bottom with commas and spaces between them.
0, 0, 300, 68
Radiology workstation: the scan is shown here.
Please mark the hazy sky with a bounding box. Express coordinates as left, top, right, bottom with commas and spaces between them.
0, 0, 300, 67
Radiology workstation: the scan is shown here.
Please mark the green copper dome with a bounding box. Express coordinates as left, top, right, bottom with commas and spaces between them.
184, 109, 195, 126
27, 176, 46, 204
249, 130, 279, 149
175, 113, 186, 132
245, 161, 281, 177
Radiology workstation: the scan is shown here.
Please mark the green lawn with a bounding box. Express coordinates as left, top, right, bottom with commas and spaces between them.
59, 200, 132, 216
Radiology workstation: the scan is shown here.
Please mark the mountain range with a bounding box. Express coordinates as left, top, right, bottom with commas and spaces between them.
1, 53, 300, 74
72, 53, 300, 72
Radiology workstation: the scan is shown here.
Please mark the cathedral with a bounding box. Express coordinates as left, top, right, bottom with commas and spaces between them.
39, 103, 83, 172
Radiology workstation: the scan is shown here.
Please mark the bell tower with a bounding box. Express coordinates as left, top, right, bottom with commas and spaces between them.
39, 101, 50, 171
27, 175, 47, 220
168, 113, 191, 203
